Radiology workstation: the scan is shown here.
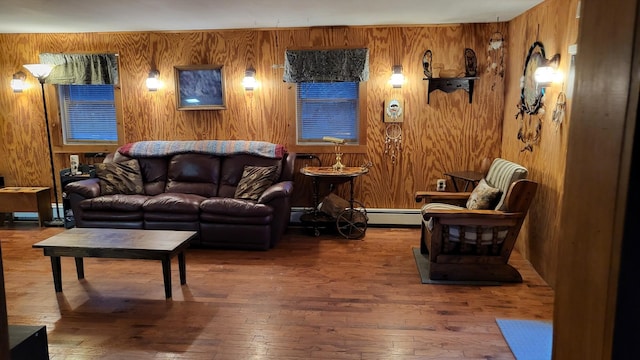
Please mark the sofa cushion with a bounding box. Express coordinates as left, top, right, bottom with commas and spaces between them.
165, 154, 220, 197
218, 155, 283, 197
96, 159, 145, 195
466, 179, 502, 210
79, 194, 149, 211
143, 193, 205, 213
138, 157, 169, 196
234, 165, 278, 200
200, 198, 274, 224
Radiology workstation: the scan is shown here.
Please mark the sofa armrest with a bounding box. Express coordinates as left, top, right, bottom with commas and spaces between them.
258, 181, 293, 204
64, 178, 101, 199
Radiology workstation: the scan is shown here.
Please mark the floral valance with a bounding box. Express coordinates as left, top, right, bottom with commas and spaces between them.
283, 48, 369, 83
39, 53, 119, 85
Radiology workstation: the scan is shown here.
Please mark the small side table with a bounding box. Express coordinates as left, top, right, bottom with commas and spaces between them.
300, 166, 369, 239
444, 171, 484, 192
0, 187, 52, 226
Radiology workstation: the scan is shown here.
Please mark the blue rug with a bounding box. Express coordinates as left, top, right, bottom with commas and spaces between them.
496, 319, 553, 360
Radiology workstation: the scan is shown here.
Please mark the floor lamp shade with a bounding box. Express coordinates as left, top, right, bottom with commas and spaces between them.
23, 63, 63, 226
23, 64, 54, 81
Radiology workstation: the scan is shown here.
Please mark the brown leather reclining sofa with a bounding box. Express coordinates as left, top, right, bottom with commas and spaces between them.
65, 140, 295, 250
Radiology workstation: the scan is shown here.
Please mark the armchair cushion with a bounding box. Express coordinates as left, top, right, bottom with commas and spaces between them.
466, 179, 502, 210
421, 202, 465, 231
484, 158, 528, 210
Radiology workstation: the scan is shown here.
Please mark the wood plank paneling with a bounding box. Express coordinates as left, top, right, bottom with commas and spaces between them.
502, 0, 580, 286
0, 25, 505, 212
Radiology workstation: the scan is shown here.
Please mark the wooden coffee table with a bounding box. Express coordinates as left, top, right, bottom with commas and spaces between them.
32, 228, 196, 298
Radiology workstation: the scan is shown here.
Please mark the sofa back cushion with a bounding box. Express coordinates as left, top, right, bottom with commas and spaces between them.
218, 155, 283, 198
138, 158, 169, 195
111, 152, 169, 196
165, 154, 221, 197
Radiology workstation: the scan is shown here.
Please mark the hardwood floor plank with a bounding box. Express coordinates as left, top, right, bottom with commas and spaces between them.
0, 223, 553, 359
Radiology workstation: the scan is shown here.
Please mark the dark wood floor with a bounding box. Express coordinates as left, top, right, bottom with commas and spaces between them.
0, 222, 553, 359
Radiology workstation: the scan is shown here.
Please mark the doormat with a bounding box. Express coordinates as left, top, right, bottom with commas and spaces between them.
412, 247, 502, 285
496, 318, 553, 360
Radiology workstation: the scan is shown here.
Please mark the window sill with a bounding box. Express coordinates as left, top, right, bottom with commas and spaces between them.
288, 144, 367, 154
53, 144, 120, 154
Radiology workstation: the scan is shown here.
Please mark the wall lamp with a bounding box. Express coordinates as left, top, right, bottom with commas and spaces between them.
534, 66, 562, 88
11, 71, 27, 92
242, 67, 257, 91
146, 70, 161, 91
389, 65, 404, 88
534, 54, 562, 88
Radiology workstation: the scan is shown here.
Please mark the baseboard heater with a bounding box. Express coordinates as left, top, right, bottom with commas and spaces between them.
290, 207, 421, 226
9, 206, 423, 227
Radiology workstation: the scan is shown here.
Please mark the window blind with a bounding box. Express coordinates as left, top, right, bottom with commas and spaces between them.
296, 82, 359, 144
59, 84, 118, 143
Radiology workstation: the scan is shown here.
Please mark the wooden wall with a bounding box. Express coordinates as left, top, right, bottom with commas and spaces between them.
0, 24, 505, 211
503, 0, 580, 286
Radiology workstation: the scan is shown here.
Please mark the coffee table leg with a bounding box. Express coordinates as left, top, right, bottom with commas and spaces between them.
178, 252, 186, 285
75, 257, 84, 279
50, 256, 62, 292
161, 257, 172, 298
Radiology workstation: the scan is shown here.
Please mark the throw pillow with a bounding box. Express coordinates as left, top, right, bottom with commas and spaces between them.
96, 159, 144, 195
234, 165, 278, 201
466, 179, 502, 210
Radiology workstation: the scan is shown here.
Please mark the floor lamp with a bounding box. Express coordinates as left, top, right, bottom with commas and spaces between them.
23, 64, 64, 227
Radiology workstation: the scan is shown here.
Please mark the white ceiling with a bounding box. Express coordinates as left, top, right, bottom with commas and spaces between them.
0, 0, 543, 34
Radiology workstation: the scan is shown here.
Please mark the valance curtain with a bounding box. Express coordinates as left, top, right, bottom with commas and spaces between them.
283, 48, 369, 83
39, 53, 119, 85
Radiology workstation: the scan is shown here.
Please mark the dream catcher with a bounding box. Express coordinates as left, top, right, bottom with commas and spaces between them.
383, 98, 403, 164
551, 92, 567, 131
486, 31, 505, 91
515, 41, 560, 152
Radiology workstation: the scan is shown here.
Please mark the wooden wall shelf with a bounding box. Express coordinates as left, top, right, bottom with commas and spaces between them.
424, 77, 479, 104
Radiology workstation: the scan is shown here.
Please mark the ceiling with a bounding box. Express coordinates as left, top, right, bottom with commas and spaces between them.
0, 0, 542, 34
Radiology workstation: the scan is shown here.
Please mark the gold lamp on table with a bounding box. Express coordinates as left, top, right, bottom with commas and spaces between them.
322, 136, 346, 171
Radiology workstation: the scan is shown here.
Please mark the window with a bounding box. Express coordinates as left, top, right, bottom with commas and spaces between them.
58, 84, 118, 144
295, 82, 365, 147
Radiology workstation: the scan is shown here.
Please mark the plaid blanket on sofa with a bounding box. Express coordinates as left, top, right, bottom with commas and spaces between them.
117, 140, 286, 159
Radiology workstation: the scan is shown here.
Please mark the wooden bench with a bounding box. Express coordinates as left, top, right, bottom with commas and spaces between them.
0, 187, 52, 227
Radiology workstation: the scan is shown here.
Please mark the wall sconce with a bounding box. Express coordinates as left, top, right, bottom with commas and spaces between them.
534, 54, 562, 88
389, 65, 404, 88
11, 71, 27, 92
242, 68, 257, 90
534, 66, 561, 87
146, 70, 160, 91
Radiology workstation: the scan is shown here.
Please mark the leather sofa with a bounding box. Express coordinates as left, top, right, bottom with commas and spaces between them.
65, 140, 295, 250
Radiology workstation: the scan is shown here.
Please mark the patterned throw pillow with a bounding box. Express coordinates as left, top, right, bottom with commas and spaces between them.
466, 179, 502, 210
234, 165, 278, 201
96, 159, 144, 195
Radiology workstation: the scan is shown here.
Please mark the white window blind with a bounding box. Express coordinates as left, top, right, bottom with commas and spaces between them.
296, 82, 359, 144
59, 84, 118, 144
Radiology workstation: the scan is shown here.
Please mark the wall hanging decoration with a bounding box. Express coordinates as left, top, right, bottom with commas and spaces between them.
486, 31, 505, 90
422, 50, 433, 78
551, 92, 567, 130
422, 48, 479, 104
464, 48, 477, 77
516, 41, 561, 152
383, 98, 403, 165
175, 65, 225, 110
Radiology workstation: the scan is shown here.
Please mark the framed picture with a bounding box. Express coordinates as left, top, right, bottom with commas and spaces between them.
174, 65, 226, 110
